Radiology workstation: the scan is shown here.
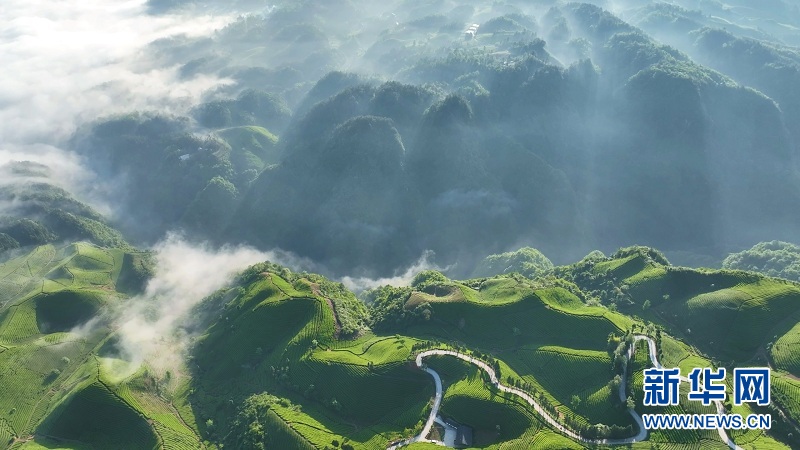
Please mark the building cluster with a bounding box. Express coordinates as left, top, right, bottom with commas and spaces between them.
464, 23, 479, 40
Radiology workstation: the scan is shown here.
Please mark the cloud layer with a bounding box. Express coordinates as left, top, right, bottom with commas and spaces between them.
113, 233, 272, 375
1, 1, 233, 211
1, 0, 230, 144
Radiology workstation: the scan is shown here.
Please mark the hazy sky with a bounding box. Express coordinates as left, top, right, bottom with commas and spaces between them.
2, 1, 230, 140
0, 0, 234, 212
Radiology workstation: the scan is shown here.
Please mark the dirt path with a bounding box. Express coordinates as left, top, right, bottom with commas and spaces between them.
309, 282, 342, 339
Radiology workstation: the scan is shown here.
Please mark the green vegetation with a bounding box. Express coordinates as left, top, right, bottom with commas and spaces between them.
116, 251, 156, 295
723, 241, 800, 282
437, 364, 538, 445
34, 290, 106, 333
193, 89, 291, 132
559, 246, 800, 363
772, 321, 800, 376
8, 0, 800, 447
39, 382, 159, 450
773, 374, 800, 426
0, 239, 799, 449
471, 247, 554, 279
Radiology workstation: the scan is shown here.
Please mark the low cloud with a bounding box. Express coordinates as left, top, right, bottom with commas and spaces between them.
0, 1, 234, 216
340, 250, 440, 292
1, 0, 231, 146
111, 233, 274, 375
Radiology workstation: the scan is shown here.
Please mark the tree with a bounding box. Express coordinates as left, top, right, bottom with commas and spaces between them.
193, 101, 232, 129
608, 375, 622, 393
0, 233, 19, 253
472, 247, 554, 278
181, 176, 239, 235
723, 241, 800, 281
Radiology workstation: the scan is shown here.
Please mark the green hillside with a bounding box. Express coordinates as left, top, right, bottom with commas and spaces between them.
0, 243, 798, 449
0, 243, 157, 449
559, 247, 800, 363
8, 0, 800, 448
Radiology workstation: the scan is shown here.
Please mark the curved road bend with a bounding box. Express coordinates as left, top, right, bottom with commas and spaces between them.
389, 335, 743, 450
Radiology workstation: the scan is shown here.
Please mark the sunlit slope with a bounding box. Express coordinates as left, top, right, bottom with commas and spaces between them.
190, 269, 644, 449
37, 382, 159, 450
0, 243, 170, 450
215, 125, 280, 170
187, 267, 433, 450
571, 249, 800, 364
186, 268, 641, 449
557, 247, 800, 448
0, 245, 798, 449
388, 274, 642, 438
628, 337, 790, 450
403, 277, 632, 349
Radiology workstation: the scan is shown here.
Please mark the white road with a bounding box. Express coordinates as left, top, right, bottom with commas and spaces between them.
388, 335, 744, 449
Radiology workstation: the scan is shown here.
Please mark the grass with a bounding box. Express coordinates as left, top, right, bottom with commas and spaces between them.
523, 429, 584, 449
615, 259, 800, 362
431, 358, 541, 447
16, 437, 93, 449
0, 245, 57, 307
627, 340, 724, 446
659, 335, 712, 374
504, 345, 632, 428
405, 285, 626, 352
39, 382, 158, 450
0, 242, 797, 450
257, 407, 316, 450
406, 284, 466, 307
680, 280, 800, 360
727, 397, 791, 450
109, 374, 203, 450
0, 243, 140, 447
771, 320, 800, 376
189, 271, 433, 448
593, 253, 648, 280
773, 373, 800, 425
470, 277, 532, 304
33, 290, 106, 334
216, 126, 280, 170
295, 359, 431, 426
312, 335, 419, 366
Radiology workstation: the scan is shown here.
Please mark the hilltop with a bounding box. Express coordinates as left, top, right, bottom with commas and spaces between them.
4, 0, 800, 448
62, 0, 800, 278
0, 242, 797, 449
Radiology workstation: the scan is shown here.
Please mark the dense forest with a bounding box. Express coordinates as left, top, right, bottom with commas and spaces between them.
31, 0, 794, 278
2, 1, 800, 448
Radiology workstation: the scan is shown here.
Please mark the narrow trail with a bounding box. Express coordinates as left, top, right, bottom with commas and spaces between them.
389, 335, 743, 449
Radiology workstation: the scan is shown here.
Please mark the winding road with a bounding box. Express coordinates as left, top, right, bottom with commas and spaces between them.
388, 335, 744, 449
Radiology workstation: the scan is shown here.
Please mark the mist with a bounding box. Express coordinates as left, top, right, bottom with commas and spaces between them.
1, 0, 229, 144
4, 2, 800, 448
340, 251, 440, 292
4, 0, 800, 284
108, 233, 272, 376
0, 0, 232, 221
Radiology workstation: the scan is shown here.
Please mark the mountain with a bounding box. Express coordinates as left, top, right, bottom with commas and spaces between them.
69, 0, 800, 277
0, 240, 797, 449
4, 0, 800, 448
